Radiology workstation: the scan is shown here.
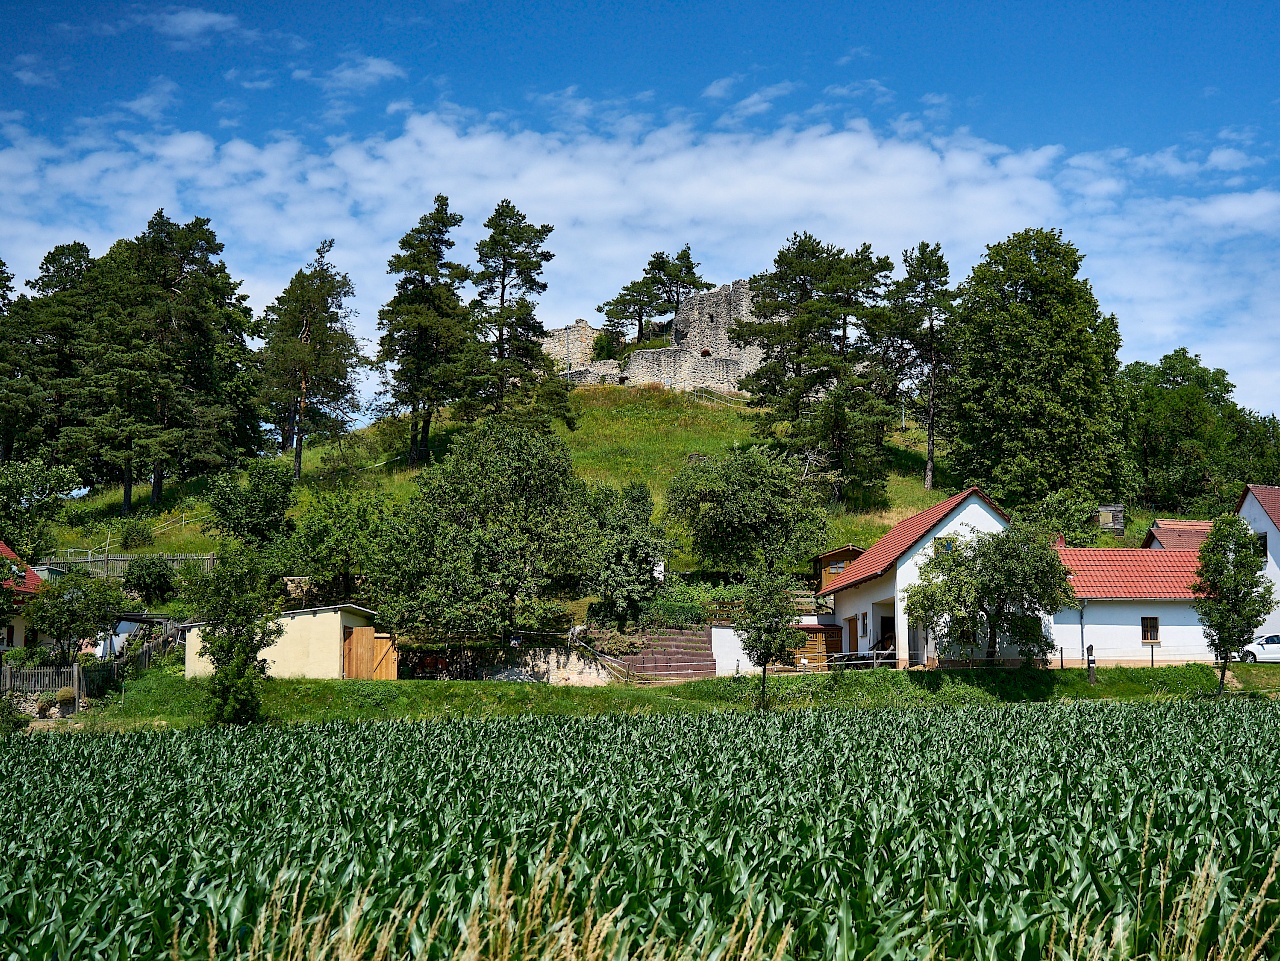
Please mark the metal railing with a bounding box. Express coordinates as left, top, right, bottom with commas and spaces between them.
37, 553, 217, 578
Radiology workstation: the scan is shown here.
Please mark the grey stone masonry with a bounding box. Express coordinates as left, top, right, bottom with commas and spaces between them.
541, 281, 763, 392
672, 280, 764, 373
541, 317, 599, 371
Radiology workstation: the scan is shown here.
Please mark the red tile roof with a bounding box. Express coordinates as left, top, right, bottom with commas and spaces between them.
819, 488, 1008, 596
1057, 548, 1200, 599
0, 542, 41, 596
1141, 519, 1213, 551
1239, 484, 1280, 533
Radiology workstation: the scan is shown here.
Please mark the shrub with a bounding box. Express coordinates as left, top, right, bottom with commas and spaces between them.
0, 693, 27, 735
3, 646, 48, 668
117, 517, 154, 549
55, 687, 75, 705
123, 555, 176, 605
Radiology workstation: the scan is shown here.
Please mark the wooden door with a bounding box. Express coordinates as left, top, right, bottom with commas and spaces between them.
343, 626, 398, 680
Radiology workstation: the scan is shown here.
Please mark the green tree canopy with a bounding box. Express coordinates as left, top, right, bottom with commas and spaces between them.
285, 485, 386, 607
23, 572, 127, 665
205, 459, 297, 547
665, 446, 827, 576
1121, 348, 1280, 514
581, 482, 670, 629
261, 240, 365, 480
1011, 489, 1099, 548
0, 458, 79, 561
376, 195, 476, 465
888, 242, 956, 490
463, 201, 571, 428
943, 228, 1127, 506
1192, 513, 1276, 694
733, 232, 895, 507
737, 566, 808, 709
181, 548, 283, 724
904, 522, 1076, 664
372, 424, 591, 641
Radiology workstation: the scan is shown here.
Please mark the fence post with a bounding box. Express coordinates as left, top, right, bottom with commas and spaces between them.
73, 663, 81, 714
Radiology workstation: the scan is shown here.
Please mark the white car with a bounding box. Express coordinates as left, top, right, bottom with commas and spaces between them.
1240, 635, 1280, 663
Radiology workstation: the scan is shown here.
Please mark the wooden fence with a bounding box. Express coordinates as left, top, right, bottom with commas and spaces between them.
36, 553, 217, 578
1, 664, 84, 711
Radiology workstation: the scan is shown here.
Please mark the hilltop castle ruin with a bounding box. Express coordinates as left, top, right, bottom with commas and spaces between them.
542, 280, 764, 393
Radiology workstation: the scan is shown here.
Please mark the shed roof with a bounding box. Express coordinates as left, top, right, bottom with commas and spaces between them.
819, 488, 1007, 596
1141, 519, 1213, 551
1, 542, 42, 595
814, 543, 864, 561
183, 604, 377, 629
1056, 547, 1200, 600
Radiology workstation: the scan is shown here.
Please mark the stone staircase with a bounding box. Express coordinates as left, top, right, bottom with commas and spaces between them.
617, 628, 718, 682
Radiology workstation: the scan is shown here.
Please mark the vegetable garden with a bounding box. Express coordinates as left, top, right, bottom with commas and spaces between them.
4, 702, 1279, 960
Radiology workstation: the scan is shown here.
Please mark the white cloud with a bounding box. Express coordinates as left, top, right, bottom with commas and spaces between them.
701, 76, 740, 100
1204, 146, 1262, 172
824, 79, 894, 105
140, 7, 255, 48
716, 82, 799, 126
119, 77, 180, 121
12, 54, 56, 87
836, 46, 871, 66
1, 106, 1279, 412
320, 56, 407, 94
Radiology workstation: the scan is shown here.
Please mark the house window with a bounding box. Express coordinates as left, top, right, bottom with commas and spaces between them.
1141, 617, 1159, 644
1257, 533, 1268, 558
934, 536, 958, 555
829, 561, 846, 574
4, 625, 12, 647
860, 612, 868, 637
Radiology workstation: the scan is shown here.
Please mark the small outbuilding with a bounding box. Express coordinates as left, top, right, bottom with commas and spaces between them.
1141, 519, 1213, 551
184, 605, 394, 680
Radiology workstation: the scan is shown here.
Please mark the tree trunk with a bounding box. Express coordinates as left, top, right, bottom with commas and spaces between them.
293, 379, 307, 482
925, 330, 936, 491
1218, 657, 1228, 695
122, 469, 133, 516
408, 405, 420, 466
151, 463, 163, 508
282, 402, 296, 456
984, 610, 999, 662
760, 662, 767, 711
422, 407, 434, 464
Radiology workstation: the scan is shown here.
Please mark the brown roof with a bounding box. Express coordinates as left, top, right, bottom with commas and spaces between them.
814, 543, 864, 561
819, 488, 1008, 596
1141, 519, 1213, 551
1239, 485, 1280, 533
0, 542, 42, 596
1057, 547, 1200, 599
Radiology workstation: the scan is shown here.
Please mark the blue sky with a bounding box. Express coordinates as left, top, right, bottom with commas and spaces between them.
3, 1, 1280, 406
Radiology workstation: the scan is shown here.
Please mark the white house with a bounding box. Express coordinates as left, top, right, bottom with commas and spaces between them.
1, 541, 43, 652
1237, 484, 1280, 637
818, 488, 1010, 668
1049, 548, 1212, 666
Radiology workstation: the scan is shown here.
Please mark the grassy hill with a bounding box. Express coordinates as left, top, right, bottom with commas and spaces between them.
49, 384, 1160, 564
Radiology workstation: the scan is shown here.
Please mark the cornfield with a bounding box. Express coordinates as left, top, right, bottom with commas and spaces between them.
3, 703, 1279, 960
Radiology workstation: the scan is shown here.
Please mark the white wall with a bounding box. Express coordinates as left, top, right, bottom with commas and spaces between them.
829, 568, 896, 656
1, 611, 33, 651
1050, 600, 1212, 665
894, 497, 1009, 664
711, 626, 761, 675
1238, 491, 1280, 636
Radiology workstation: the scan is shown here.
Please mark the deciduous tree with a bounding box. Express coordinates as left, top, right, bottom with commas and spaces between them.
904, 523, 1076, 664
943, 229, 1128, 506
1192, 514, 1276, 694
205, 459, 296, 546
737, 566, 807, 709
23, 572, 127, 666
665, 446, 827, 576
0, 458, 79, 561
582, 482, 670, 629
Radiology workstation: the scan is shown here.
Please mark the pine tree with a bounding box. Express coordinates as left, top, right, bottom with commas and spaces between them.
889, 242, 956, 490
644, 245, 714, 325
376, 195, 476, 465
595, 278, 661, 344
261, 240, 364, 480
944, 228, 1128, 505
465, 200, 570, 427
733, 232, 895, 508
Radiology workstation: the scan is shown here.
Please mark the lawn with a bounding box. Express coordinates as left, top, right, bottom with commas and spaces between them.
62, 661, 1227, 732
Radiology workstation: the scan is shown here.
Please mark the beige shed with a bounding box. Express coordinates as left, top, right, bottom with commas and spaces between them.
184, 605, 394, 680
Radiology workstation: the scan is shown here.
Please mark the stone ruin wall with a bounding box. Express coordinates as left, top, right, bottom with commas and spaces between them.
540, 281, 762, 393
542, 318, 599, 371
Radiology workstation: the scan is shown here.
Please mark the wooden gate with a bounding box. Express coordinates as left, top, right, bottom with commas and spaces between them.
343, 627, 398, 680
